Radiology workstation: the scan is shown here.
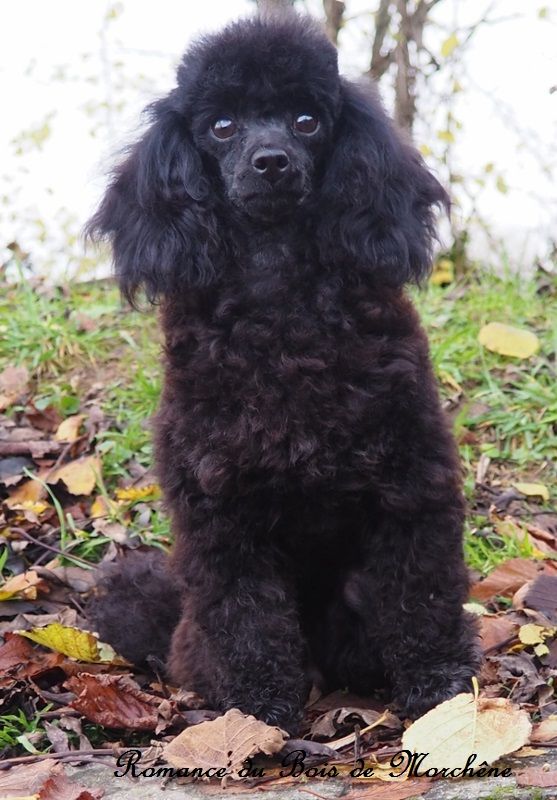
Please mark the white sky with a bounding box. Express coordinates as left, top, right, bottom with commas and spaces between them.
0, 0, 556, 278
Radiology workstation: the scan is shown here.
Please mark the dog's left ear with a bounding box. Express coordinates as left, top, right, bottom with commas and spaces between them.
316, 80, 448, 286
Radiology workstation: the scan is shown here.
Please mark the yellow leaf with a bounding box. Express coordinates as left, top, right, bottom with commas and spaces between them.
90, 495, 118, 518
402, 693, 531, 772
441, 33, 459, 58
419, 144, 432, 157
514, 482, 550, 502
478, 322, 540, 359
55, 413, 85, 443
18, 622, 128, 664
17, 500, 51, 516
50, 455, 101, 496
0, 570, 43, 601
519, 623, 555, 645
430, 258, 454, 286
115, 483, 161, 502
534, 643, 550, 657
5, 476, 47, 509
519, 624, 546, 645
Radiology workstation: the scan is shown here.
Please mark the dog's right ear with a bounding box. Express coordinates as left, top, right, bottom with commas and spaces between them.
85, 95, 220, 305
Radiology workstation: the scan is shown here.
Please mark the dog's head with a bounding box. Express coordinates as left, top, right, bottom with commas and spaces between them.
179, 16, 340, 223
86, 14, 447, 304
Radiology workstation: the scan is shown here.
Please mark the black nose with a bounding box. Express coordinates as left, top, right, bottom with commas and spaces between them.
251, 148, 290, 183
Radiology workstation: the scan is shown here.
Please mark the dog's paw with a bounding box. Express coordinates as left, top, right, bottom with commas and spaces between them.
393, 669, 476, 720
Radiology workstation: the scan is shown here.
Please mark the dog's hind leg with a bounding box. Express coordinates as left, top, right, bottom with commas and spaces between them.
86, 549, 181, 668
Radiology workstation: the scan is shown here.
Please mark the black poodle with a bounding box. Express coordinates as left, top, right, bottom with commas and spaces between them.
86, 12, 480, 735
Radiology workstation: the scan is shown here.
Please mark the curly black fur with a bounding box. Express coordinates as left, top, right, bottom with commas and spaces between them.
86, 12, 481, 734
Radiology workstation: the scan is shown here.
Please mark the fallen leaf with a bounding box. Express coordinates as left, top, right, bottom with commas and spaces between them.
66, 672, 174, 731
519, 623, 556, 646
402, 693, 531, 772
532, 715, 557, 743
55, 414, 86, 443
513, 746, 548, 757
470, 558, 549, 602
4, 476, 48, 509
90, 496, 117, 518
492, 652, 546, 704
164, 708, 286, 778
0, 365, 29, 411
0, 570, 45, 601
50, 456, 101, 495
115, 483, 161, 502
0, 633, 65, 687
18, 622, 126, 664
478, 322, 540, 359
524, 574, 557, 614
517, 768, 557, 788
514, 482, 550, 502
311, 707, 400, 739
480, 614, 518, 652
0, 757, 101, 800
24, 402, 62, 433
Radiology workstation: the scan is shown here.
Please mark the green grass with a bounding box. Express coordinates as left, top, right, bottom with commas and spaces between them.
0, 707, 51, 754
1, 266, 555, 573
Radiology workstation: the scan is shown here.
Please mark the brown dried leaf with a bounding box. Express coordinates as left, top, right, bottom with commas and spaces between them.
0, 633, 65, 687
0, 365, 29, 411
4, 475, 48, 509
0, 570, 46, 601
66, 672, 169, 731
24, 402, 63, 433
402, 693, 531, 771
532, 715, 557, 743
310, 707, 400, 739
470, 558, 553, 601
50, 456, 101, 496
55, 414, 86, 443
479, 614, 518, 652
164, 708, 287, 778
0, 757, 102, 799
493, 651, 546, 703
524, 574, 557, 615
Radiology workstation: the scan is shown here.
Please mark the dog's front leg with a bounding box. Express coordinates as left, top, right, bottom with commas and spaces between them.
167, 495, 307, 734
370, 505, 481, 719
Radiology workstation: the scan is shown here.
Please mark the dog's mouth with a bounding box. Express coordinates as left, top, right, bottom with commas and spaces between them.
232, 189, 309, 221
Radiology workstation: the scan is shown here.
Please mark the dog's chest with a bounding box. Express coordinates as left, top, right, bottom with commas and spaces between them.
162, 285, 421, 486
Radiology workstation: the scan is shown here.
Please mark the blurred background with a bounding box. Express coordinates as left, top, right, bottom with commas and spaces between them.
1, 0, 556, 281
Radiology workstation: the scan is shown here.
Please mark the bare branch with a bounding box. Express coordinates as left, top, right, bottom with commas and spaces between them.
323, 0, 346, 44
370, 0, 393, 81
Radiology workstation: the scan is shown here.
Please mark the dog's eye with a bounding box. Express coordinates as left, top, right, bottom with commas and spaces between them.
211, 118, 237, 140
293, 114, 319, 134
